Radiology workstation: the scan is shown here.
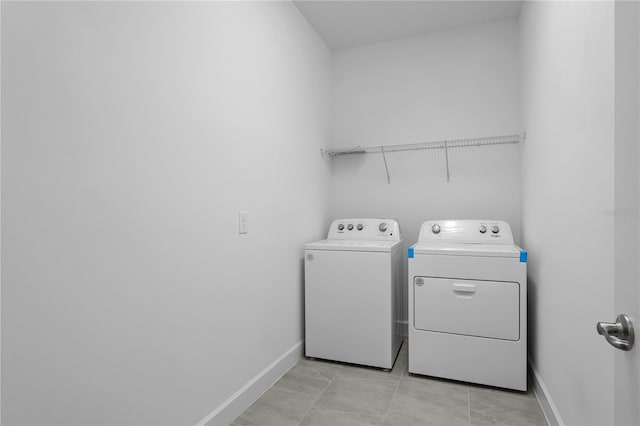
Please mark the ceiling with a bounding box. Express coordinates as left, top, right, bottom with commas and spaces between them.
294, 1, 523, 50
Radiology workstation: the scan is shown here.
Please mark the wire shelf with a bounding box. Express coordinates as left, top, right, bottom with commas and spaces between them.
320, 132, 526, 184
321, 133, 525, 156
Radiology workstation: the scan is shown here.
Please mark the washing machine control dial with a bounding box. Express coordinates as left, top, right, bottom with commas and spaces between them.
479, 225, 487, 234
379, 223, 388, 232
432, 224, 441, 234
337, 223, 345, 231
347, 223, 354, 231
492, 225, 500, 234
357, 224, 364, 231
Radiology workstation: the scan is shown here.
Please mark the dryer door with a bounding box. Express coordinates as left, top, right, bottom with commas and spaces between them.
413, 277, 520, 341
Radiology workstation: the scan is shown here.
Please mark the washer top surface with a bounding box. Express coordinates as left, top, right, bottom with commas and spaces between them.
326, 218, 401, 241
306, 239, 402, 253
306, 218, 402, 252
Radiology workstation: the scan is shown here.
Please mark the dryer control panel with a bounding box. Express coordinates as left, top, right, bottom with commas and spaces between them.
417, 220, 513, 244
328, 218, 401, 241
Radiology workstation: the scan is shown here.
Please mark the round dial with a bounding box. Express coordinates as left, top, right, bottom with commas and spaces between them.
347, 224, 354, 231
492, 225, 500, 234
432, 224, 441, 234
479, 225, 487, 234
337, 223, 345, 231
357, 224, 364, 231
379, 223, 388, 232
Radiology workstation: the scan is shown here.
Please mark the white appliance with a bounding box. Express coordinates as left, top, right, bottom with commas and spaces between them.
408, 220, 527, 391
305, 218, 403, 369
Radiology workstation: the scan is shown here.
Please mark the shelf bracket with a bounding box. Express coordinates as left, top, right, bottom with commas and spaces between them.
444, 141, 450, 183
381, 146, 391, 185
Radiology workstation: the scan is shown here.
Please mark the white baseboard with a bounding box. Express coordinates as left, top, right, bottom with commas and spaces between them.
528, 360, 564, 426
197, 341, 304, 426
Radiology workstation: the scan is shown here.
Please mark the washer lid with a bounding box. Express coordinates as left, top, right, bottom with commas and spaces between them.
305, 239, 402, 253
412, 242, 522, 258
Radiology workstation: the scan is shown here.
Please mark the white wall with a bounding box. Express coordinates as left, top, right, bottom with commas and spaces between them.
614, 1, 640, 424
520, 2, 615, 425
1, 2, 330, 425
330, 18, 521, 325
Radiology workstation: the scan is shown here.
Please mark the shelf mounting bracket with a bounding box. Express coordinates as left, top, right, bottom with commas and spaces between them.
444, 141, 450, 183
381, 146, 391, 185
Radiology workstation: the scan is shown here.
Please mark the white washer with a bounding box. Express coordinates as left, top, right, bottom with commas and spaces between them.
408, 220, 527, 391
305, 218, 403, 369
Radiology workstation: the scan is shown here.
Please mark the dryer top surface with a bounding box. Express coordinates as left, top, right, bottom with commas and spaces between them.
417, 220, 514, 245
412, 242, 522, 258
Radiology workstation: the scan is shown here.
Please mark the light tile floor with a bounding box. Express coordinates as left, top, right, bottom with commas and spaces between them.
233, 341, 547, 426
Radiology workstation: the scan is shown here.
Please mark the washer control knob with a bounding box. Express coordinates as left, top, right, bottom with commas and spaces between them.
379, 223, 388, 232
337, 223, 345, 231
347, 223, 354, 231
492, 225, 500, 234
479, 225, 487, 234
432, 224, 441, 234
357, 224, 364, 231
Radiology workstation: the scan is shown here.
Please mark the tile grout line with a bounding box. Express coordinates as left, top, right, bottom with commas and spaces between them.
383, 339, 408, 423
383, 365, 404, 424
295, 363, 344, 426
467, 387, 471, 425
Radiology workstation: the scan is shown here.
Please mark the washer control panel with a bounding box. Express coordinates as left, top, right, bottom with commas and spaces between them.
419, 220, 513, 244
328, 218, 401, 241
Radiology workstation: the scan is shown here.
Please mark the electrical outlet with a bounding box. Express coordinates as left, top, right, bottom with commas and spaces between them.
239, 211, 248, 234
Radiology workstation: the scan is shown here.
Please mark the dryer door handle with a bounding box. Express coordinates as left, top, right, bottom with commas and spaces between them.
452, 283, 476, 294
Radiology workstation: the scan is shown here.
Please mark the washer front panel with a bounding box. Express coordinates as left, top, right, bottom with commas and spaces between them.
305, 249, 397, 368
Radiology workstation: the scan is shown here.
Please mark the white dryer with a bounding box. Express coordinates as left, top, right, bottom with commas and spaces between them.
408, 220, 527, 391
305, 218, 403, 369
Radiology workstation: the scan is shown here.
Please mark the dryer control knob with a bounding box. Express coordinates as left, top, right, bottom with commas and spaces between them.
432, 224, 441, 234
479, 225, 487, 233
347, 224, 354, 231
338, 223, 345, 231
379, 223, 388, 232
357, 224, 364, 231
492, 225, 500, 234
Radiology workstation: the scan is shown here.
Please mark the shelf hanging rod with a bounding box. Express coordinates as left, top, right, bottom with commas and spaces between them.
322, 133, 525, 157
